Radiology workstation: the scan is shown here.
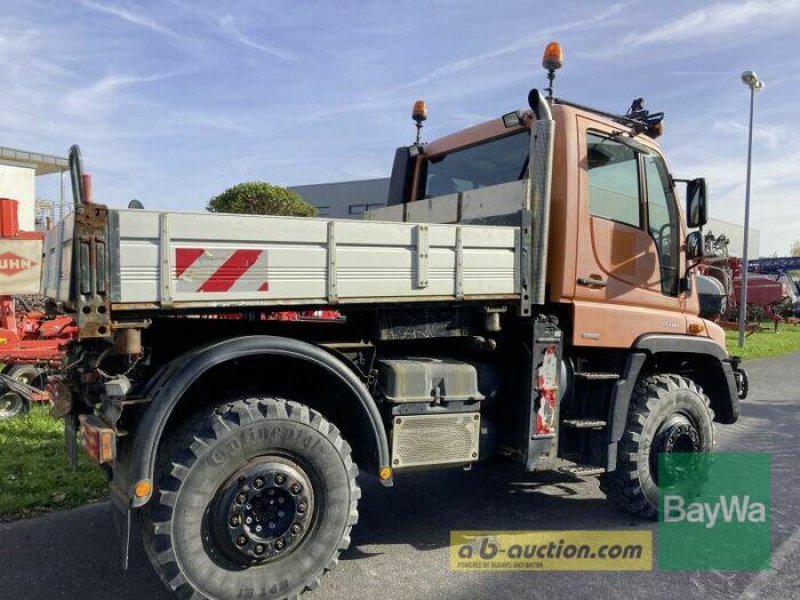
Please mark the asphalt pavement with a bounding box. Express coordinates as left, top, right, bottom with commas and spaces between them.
1, 352, 799, 600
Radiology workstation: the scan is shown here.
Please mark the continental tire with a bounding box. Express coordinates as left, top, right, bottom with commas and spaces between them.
142, 397, 360, 600
599, 374, 714, 519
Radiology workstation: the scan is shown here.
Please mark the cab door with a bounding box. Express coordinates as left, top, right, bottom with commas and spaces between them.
571, 116, 686, 348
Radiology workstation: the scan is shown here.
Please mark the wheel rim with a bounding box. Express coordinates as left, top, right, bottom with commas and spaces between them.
211, 456, 315, 564
649, 414, 701, 483
0, 392, 25, 418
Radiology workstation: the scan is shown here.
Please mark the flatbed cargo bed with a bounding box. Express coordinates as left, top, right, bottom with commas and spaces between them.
42, 192, 523, 314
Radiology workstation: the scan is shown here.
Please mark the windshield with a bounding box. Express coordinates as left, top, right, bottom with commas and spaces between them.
420, 130, 530, 199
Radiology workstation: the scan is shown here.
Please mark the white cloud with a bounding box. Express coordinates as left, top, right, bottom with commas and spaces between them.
629, 0, 800, 48
61, 73, 169, 114
712, 119, 785, 150
76, 0, 182, 40
217, 15, 297, 61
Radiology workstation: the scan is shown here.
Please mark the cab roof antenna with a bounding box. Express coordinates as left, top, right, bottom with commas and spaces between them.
542, 42, 563, 100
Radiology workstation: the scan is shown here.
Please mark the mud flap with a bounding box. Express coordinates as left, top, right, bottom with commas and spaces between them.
526, 316, 563, 471
109, 485, 132, 570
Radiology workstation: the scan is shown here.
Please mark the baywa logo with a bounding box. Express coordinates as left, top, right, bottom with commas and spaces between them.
658, 452, 771, 571
663, 495, 767, 529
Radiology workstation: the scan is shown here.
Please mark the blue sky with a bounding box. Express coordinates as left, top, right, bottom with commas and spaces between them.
2, 0, 799, 255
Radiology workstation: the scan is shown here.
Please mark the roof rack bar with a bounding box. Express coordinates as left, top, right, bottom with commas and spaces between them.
552, 97, 644, 130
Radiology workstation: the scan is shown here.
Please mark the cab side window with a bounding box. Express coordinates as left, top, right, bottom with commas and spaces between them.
644, 154, 680, 296
586, 133, 640, 228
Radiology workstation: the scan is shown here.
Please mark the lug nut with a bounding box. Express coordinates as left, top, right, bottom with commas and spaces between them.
290, 483, 302, 495
230, 515, 241, 527
245, 503, 252, 510
290, 523, 302, 535
235, 493, 247, 505
277, 497, 285, 504
246, 516, 253, 524
274, 539, 285, 551
254, 544, 265, 555
236, 535, 247, 546
297, 503, 307, 514
268, 522, 276, 529
275, 474, 286, 485
278, 510, 285, 518
253, 477, 265, 489
256, 525, 262, 532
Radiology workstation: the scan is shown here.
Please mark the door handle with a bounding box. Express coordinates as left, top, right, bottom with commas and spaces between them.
577, 276, 607, 288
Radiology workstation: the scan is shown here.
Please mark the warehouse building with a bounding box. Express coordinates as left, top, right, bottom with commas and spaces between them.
290, 178, 389, 218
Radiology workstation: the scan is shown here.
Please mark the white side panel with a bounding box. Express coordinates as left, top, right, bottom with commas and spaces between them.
112, 209, 520, 308
42, 213, 73, 302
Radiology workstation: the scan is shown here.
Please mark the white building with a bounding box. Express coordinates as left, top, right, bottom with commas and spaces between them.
0, 146, 69, 232
703, 217, 760, 258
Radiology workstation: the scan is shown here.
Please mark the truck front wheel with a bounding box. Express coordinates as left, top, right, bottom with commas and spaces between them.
600, 374, 714, 519
142, 397, 360, 600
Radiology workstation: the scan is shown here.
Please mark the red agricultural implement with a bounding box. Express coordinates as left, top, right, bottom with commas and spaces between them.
0, 197, 77, 418
699, 233, 798, 334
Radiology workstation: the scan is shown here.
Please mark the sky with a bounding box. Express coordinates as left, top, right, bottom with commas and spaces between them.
1, 0, 799, 255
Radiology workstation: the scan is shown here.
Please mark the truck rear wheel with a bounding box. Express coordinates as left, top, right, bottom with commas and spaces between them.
599, 374, 714, 519
142, 397, 360, 600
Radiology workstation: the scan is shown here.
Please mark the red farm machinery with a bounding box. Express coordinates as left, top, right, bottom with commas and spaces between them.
0, 198, 77, 418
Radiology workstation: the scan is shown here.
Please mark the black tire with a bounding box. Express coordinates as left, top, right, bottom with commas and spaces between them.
0, 392, 30, 419
142, 397, 360, 600
599, 374, 714, 519
7, 364, 44, 388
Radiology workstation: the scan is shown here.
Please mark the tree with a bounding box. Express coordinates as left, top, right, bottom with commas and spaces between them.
207, 181, 317, 217
791, 239, 800, 257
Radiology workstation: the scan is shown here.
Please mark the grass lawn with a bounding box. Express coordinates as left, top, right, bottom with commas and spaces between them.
725, 322, 800, 360
0, 405, 107, 522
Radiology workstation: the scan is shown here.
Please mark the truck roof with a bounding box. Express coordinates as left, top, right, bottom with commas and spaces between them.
424, 100, 659, 158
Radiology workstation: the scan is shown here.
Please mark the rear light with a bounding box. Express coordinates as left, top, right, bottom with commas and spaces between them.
79, 414, 116, 464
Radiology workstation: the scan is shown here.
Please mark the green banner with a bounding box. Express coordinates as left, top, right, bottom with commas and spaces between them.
658, 452, 771, 571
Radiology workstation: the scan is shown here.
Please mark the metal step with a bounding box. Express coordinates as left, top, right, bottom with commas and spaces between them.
559, 464, 606, 477
574, 371, 620, 381
562, 418, 607, 429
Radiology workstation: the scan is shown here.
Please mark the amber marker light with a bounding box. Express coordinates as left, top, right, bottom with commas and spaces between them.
688, 323, 704, 335
542, 41, 563, 71
134, 480, 153, 499
412, 100, 428, 123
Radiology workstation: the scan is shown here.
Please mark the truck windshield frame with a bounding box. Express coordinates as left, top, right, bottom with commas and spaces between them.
418, 130, 531, 200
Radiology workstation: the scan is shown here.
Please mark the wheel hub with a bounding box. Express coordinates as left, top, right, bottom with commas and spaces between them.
214, 458, 314, 564
650, 415, 701, 483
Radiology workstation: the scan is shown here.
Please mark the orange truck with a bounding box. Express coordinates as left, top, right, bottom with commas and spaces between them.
42, 43, 745, 599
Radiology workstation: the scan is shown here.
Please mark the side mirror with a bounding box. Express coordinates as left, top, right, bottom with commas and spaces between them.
686, 178, 708, 228
686, 230, 704, 261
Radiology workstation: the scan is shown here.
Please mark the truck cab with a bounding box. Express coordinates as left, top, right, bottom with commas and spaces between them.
383, 100, 723, 352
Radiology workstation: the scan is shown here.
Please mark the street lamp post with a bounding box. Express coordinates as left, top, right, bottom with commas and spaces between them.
738, 70, 765, 348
